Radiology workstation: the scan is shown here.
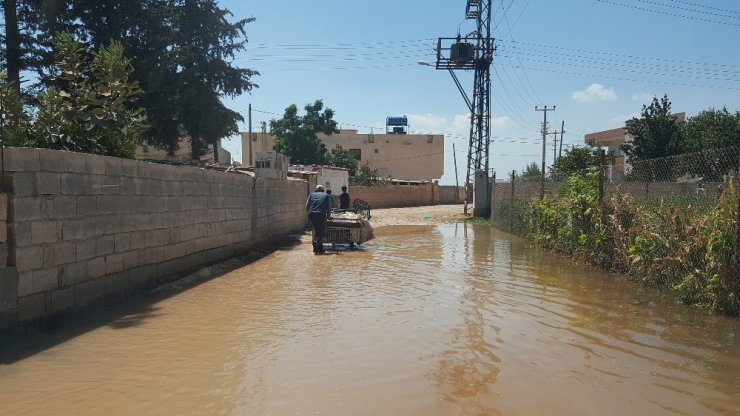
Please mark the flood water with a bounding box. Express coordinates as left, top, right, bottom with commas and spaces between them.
1, 223, 740, 416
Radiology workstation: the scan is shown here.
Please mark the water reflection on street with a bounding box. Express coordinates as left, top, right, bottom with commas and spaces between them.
1, 223, 739, 415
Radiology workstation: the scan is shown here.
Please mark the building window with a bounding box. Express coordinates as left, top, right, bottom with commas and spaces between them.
349, 148, 362, 161
374, 148, 378, 154
427, 135, 434, 143
256, 160, 271, 168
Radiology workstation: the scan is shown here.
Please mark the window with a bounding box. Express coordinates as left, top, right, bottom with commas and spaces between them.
349, 148, 362, 161
374, 148, 378, 154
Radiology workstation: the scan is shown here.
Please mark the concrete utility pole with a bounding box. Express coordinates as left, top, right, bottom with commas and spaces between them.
552, 130, 558, 164
558, 121, 565, 158
453, 142, 460, 203
535, 105, 555, 199
248, 103, 253, 166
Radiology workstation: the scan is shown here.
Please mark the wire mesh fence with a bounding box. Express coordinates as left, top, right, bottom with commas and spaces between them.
490, 145, 740, 315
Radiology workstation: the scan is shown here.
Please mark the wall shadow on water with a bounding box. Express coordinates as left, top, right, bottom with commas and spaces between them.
0, 236, 303, 365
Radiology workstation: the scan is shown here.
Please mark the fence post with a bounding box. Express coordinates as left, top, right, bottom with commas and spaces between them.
491, 172, 496, 221
598, 150, 604, 203
510, 170, 516, 232
736, 152, 740, 270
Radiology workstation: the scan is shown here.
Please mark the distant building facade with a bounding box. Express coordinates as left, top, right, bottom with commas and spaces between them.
136, 137, 231, 164
584, 112, 685, 179
240, 129, 444, 181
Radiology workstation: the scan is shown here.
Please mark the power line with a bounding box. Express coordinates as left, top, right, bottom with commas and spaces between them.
595, 0, 740, 27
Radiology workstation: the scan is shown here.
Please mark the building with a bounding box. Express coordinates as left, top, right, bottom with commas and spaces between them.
584, 127, 632, 178
137, 137, 232, 164
240, 129, 444, 181
584, 112, 685, 179
289, 165, 349, 193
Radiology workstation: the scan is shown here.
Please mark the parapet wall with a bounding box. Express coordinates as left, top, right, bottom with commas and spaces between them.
351, 183, 439, 209
0, 148, 309, 327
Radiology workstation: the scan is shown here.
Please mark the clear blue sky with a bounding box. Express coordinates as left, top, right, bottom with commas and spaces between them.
218, 0, 740, 185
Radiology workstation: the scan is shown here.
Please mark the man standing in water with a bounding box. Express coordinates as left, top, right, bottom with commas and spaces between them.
306, 185, 332, 254
339, 185, 350, 210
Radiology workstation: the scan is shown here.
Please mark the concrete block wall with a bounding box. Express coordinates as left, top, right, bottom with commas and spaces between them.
0, 148, 308, 326
438, 186, 464, 204
352, 183, 439, 209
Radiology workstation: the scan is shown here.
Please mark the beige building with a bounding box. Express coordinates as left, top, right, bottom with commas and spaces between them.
240, 129, 444, 181
137, 137, 231, 164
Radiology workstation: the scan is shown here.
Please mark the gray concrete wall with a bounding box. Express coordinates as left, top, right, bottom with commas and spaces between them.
438, 186, 463, 204
0, 148, 309, 327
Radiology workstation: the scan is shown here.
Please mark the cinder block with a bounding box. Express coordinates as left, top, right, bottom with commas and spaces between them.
35, 172, 62, 195
0, 193, 6, 221
14, 245, 44, 271
95, 235, 115, 257
31, 221, 59, 244
85, 154, 106, 175
114, 233, 131, 253
127, 264, 155, 288
18, 267, 58, 297
123, 250, 139, 270
61, 219, 85, 241
53, 196, 77, 218
43, 241, 76, 268
10, 198, 41, 222
8, 173, 35, 197
129, 230, 146, 250
96, 195, 117, 215
86, 257, 106, 278
104, 157, 122, 176
59, 261, 87, 287
105, 253, 124, 274
9, 221, 31, 247
76, 195, 97, 216
63, 151, 87, 173
18, 293, 46, 321
61, 173, 84, 195
120, 159, 137, 177
5, 148, 41, 172
0, 266, 19, 313
76, 239, 96, 261
38, 148, 65, 172
50, 287, 75, 313
74, 280, 96, 305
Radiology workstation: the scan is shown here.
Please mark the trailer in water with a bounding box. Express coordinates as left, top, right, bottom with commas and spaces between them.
320, 199, 374, 248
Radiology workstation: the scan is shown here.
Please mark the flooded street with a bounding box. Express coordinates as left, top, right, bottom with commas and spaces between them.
2, 207, 740, 416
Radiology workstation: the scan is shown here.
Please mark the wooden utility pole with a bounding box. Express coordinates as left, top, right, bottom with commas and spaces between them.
535, 106, 555, 199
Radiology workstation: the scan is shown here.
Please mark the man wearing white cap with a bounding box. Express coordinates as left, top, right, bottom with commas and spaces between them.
305, 184, 332, 254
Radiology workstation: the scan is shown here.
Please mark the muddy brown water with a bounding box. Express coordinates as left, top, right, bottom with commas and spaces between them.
1, 222, 740, 415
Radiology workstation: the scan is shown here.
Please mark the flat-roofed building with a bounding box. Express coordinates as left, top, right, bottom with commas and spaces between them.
241, 129, 444, 181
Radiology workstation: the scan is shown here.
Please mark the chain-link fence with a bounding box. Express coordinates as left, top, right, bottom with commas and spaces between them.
491, 145, 740, 315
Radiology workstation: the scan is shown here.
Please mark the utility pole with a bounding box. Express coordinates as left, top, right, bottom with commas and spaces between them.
558, 121, 565, 158
535, 106, 555, 199
248, 103, 253, 166
453, 142, 460, 203
431, 0, 494, 216
552, 130, 558, 164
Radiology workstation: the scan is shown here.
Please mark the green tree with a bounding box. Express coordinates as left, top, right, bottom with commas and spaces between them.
550, 146, 602, 177
0, 75, 32, 146
270, 100, 337, 165
622, 94, 681, 160
675, 107, 740, 154
31, 33, 147, 157
4, 0, 258, 159
519, 162, 542, 181
350, 162, 383, 186
326, 145, 358, 176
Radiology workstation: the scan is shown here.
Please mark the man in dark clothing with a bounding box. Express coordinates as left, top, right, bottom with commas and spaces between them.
339, 185, 350, 210
306, 185, 332, 254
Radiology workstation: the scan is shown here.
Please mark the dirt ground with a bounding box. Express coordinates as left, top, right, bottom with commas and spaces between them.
369, 204, 469, 227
